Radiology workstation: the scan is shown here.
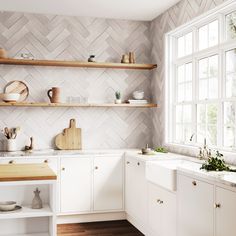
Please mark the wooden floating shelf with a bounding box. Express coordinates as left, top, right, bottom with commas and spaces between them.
0, 102, 157, 108
0, 58, 157, 70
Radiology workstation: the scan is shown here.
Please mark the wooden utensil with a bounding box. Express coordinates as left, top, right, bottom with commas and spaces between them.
4, 81, 29, 102
55, 119, 82, 150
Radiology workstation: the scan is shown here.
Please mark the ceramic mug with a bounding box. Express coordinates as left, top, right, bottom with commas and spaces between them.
47, 87, 61, 103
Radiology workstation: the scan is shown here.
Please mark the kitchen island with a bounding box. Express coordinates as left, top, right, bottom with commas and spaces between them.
0, 163, 57, 236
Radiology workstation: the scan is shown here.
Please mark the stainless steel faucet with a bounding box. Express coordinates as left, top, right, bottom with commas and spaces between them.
198, 138, 211, 160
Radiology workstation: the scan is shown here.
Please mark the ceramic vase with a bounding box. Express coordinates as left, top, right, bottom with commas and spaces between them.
32, 188, 43, 209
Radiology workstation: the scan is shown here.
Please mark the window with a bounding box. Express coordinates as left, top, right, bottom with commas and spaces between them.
166, 1, 236, 151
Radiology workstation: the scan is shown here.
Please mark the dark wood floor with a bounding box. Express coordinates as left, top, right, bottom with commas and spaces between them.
57, 220, 144, 236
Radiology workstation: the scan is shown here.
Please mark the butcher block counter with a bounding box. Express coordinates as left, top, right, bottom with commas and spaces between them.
0, 163, 57, 182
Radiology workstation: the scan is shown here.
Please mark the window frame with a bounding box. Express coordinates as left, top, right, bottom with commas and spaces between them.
165, 0, 236, 152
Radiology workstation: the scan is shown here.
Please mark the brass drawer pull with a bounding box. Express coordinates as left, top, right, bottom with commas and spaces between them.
95, 166, 99, 170
44, 160, 48, 163
9, 160, 15, 164
214, 203, 221, 208
192, 181, 197, 186
62, 167, 65, 171
126, 161, 130, 164
137, 162, 140, 166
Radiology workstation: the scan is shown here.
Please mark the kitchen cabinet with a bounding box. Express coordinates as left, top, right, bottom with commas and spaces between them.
125, 155, 147, 232
93, 155, 123, 211
177, 174, 214, 236
148, 182, 176, 236
60, 157, 92, 213
215, 186, 236, 236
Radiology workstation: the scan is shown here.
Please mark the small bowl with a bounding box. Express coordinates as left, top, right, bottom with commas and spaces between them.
133, 91, 144, 100
0, 201, 17, 211
2, 93, 20, 103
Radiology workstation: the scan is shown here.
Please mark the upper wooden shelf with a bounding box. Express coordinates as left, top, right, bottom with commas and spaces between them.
0, 102, 157, 108
0, 58, 157, 70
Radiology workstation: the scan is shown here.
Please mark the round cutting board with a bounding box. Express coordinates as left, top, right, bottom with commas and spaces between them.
4, 80, 29, 102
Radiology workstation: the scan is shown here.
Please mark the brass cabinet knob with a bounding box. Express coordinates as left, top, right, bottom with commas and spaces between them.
44, 160, 48, 163
95, 166, 98, 170
192, 181, 197, 186
62, 167, 65, 171
157, 199, 164, 204
214, 203, 221, 208
9, 160, 15, 164
126, 161, 130, 164
137, 162, 140, 166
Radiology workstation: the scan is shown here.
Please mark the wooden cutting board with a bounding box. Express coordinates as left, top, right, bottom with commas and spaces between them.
55, 119, 82, 150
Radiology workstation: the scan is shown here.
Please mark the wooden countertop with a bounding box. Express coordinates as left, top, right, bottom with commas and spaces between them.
0, 163, 57, 182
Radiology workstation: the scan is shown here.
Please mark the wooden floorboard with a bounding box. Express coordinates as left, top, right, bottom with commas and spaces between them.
57, 220, 144, 236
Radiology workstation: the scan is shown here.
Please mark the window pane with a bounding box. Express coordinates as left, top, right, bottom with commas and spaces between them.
198, 21, 218, 50
209, 20, 218, 47
207, 125, 217, 145
199, 24, 208, 50
176, 105, 182, 123
226, 11, 236, 40
207, 104, 217, 124
226, 49, 236, 98
224, 102, 236, 126
209, 55, 218, 78
178, 84, 185, 102
208, 78, 218, 99
197, 104, 206, 124
224, 126, 235, 147
178, 36, 185, 58
185, 63, 192, 81
197, 104, 218, 145
177, 32, 193, 58
185, 82, 192, 101
178, 65, 185, 83
175, 124, 183, 142
199, 79, 208, 100
185, 33, 193, 55
223, 102, 236, 148
198, 55, 218, 100
183, 105, 192, 123
199, 58, 208, 79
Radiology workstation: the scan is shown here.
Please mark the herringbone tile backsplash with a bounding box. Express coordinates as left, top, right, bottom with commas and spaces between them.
0, 12, 152, 150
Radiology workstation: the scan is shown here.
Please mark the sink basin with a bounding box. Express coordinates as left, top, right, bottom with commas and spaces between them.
146, 159, 201, 191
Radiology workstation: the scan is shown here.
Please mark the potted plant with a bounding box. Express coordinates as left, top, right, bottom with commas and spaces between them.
115, 91, 122, 104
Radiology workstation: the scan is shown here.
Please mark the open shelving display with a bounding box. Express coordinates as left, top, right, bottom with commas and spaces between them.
0, 102, 157, 108
0, 58, 157, 70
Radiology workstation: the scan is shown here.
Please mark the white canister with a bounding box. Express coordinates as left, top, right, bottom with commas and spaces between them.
5, 139, 17, 152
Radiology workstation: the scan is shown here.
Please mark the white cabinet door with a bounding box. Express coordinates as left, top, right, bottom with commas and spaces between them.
148, 183, 176, 236
215, 186, 236, 236
177, 174, 214, 236
148, 183, 162, 236
60, 157, 92, 213
125, 156, 147, 225
93, 155, 123, 211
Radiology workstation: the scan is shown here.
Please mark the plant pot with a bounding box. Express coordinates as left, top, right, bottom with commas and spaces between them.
5, 139, 17, 152
115, 99, 122, 104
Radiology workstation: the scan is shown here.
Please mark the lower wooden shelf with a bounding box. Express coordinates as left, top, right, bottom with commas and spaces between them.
0, 102, 157, 108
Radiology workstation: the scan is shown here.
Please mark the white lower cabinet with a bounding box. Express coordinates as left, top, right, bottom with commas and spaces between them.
215, 186, 236, 236
93, 155, 123, 211
60, 157, 92, 213
147, 182, 176, 236
125, 156, 147, 233
60, 155, 124, 214
177, 174, 214, 236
